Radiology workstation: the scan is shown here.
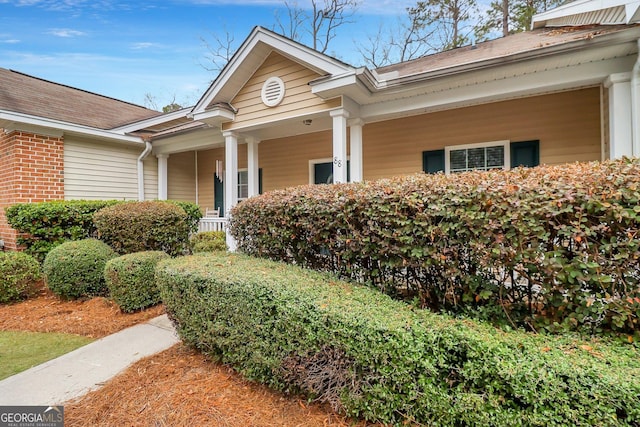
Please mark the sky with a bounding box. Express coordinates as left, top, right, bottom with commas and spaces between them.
0, 0, 416, 110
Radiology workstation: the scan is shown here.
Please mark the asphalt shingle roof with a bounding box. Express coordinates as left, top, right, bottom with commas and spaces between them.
0, 68, 162, 130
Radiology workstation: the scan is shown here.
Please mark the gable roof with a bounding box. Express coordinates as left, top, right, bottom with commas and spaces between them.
190, 26, 354, 122
0, 68, 161, 130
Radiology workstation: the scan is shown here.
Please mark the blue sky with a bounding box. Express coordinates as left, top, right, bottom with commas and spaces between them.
0, 0, 415, 110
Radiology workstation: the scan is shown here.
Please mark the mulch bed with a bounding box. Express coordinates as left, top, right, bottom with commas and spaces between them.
1, 283, 373, 426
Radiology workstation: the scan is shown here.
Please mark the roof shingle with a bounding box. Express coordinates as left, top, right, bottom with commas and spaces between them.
0, 68, 162, 129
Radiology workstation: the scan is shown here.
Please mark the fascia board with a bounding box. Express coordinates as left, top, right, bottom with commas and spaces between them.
0, 110, 144, 145
191, 27, 354, 115
375, 28, 639, 95
112, 108, 191, 133
361, 55, 630, 122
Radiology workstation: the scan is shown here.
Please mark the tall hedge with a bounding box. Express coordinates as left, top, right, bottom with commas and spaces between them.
157, 253, 640, 426
4, 200, 119, 262
5, 200, 202, 262
93, 201, 191, 256
230, 158, 640, 336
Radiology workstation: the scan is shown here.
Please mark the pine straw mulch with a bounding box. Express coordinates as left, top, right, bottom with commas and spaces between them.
1, 282, 374, 426
0, 283, 164, 338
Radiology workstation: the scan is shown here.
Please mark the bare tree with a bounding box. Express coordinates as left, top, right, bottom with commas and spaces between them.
274, 0, 306, 42
357, 13, 437, 68
143, 93, 183, 113
274, 0, 360, 54
199, 26, 237, 75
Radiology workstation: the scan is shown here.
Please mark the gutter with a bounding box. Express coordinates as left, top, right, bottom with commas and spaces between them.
137, 139, 153, 201
632, 38, 640, 156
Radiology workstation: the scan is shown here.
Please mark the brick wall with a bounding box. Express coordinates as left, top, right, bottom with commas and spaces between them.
0, 129, 64, 250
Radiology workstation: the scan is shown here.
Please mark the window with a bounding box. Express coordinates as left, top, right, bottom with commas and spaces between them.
423, 140, 540, 174
309, 158, 350, 184
445, 141, 510, 174
237, 170, 248, 200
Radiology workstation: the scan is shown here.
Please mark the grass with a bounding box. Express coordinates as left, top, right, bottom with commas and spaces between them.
0, 331, 93, 380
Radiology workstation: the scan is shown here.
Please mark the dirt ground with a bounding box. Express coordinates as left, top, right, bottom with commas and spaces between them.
1, 284, 371, 426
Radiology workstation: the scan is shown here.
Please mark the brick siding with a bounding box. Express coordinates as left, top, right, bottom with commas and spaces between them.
0, 129, 64, 250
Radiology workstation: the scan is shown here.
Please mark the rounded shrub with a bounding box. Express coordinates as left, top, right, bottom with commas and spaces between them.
93, 201, 190, 256
190, 231, 227, 253
43, 238, 117, 300
0, 252, 41, 303
104, 251, 169, 313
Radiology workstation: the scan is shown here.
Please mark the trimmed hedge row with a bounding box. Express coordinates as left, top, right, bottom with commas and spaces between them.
5, 200, 202, 261
230, 158, 640, 335
157, 252, 640, 426
4, 200, 119, 262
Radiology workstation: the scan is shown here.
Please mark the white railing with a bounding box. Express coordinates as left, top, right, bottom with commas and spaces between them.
198, 217, 228, 232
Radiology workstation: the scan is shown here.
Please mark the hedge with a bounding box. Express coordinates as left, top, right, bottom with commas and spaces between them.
4, 200, 119, 262
190, 231, 227, 253
43, 238, 117, 299
93, 201, 192, 256
229, 158, 640, 336
157, 252, 640, 426
0, 252, 41, 303
104, 251, 169, 312
4, 200, 201, 262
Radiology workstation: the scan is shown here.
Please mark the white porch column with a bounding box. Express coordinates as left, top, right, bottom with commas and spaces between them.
157, 154, 168, 200
330, 108, 349, 184
223, 131, 238, 251
349, 118, 364, 182
605, 73, 633, 159
247, 137, 260, 197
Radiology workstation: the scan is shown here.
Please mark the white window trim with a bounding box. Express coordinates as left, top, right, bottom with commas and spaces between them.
308, 157, 351, 184
237, 168, 248, 201
444, 140, 511, 174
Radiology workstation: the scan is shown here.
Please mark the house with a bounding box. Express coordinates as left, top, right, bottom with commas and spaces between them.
1, 0, 639, 250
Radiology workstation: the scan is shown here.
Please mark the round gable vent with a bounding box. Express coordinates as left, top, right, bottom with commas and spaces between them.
261, 76, 285, 107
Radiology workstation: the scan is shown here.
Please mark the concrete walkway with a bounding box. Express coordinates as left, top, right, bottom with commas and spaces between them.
0, 314, 180, 405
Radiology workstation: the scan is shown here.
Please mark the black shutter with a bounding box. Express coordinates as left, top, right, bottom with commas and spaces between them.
259, 168, 263, 194
422, 149, 445, 174
510, 140, 540, 168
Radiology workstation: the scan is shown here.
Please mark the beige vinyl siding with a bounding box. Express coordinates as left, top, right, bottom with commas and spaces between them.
167, 151, 196, 202
224, 52, 341, 131
143, 156, 158, 200
363, 87, 602, 180
64, 137, 142, 200
259, 130, 335, 191
195, 87, 602, 198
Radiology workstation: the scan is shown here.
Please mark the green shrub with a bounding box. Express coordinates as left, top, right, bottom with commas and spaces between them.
230, 158, 640, 336
0, 252, 41, 303
104, 251, 169, 312
4, 200, 120, 262
167, 200, 203, 234
93, 201, 191, 256
157, 253, 640, 426
190, 231, 227, 253
43, 239, 117, 300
